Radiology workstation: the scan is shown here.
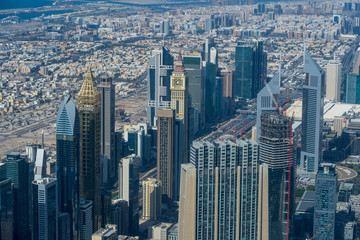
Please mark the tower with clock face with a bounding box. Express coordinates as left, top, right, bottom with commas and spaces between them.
170, 53, 187, 119
170, 52, 189, 164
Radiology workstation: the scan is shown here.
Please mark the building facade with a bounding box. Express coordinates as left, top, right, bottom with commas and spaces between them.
99, 75, 116, 183
235, 40, 267, 99
257, 111, 295, 240
78, 68, 102, 230
0, 173, 13, 240
142, 178, 162, 220
157, 109, 176, 199
313, 164, 337, 240
3, 153, 30, 240
32, 178, 58, 240
56, 93, 80, 239
79, 198, 93, 240
179, 139, 259, 240
326, 60, 341, 101
118, 155, 140, 235
147, 47, 174, 127
300, 51, 325, 173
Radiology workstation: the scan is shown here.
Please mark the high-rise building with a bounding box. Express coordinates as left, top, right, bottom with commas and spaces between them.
3, 153, 30, 239
157, 109, 176, 200
257, 111, 295, 240
344, 72, 360, 104
80, 198, 93, 240
179, 139, 259, 240
183, 55, 205, 132
110, 199, 129, 235
0, 166, 13, 240
170, 52, 189, 164
32, 177, 58, 240
92, 224, 118, 240
326, 60, 341, 101
300, 51, 325, 173
256, 72, 280, 142
118, 155, 140, 235
56, 93, 80, 239
25, 144, 41, 162
99, 75, 116, 183
147, 47, 174, 127
34, 148, 46, 181
204, 47, 218, 123
202, 37, 215, 63
142, 178, 162, 220
313, 163, 337, 240
178, 164, 196, 240
220, 68, 234, 98
235, 41, 267, 99
58, 212, 71, 240
78, 67, 102, 230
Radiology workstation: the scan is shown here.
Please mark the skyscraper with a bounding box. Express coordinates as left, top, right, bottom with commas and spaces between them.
256, 72, 280, 142
79, 198, 93, 240
3, 153, 30, 240
170, 52, 189, 164
179, 139, 259, 240
257, 111, 295, 240
56, 93, 80, 239
118, 155, 140, 235
142, 178, 162, 220
147, 47, 174, 127
99, 75, 116, 183
235, 41, 267, 99
32, 178, 58, 240
326, 60, 341, 101
157, 109, 176, 200
300, 51, 325, 173
204, 49, 217, 123
183, 55, 205, 132
178, 164, 196, 240
0, 165, 13, 240
313, 163, 337, 240
78, 67, 102, 230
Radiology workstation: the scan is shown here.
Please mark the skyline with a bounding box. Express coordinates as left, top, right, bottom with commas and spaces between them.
1, 0, 360, 239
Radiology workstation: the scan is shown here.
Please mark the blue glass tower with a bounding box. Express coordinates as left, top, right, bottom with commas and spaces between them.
313, 163, 337, 240
56, 94, 80, 239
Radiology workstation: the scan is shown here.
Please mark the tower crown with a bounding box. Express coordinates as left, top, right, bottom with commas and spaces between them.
78, 67, 100, 105
174, 52, 184, 73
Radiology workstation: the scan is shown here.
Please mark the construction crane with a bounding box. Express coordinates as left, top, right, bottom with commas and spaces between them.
343, 136, 360, 160
305, 223, 332, 240
286, 112, 294, 240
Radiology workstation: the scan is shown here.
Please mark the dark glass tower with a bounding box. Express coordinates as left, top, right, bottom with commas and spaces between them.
235, 41, 267, 99
2, 153, 30, 240
56, 93, 80, 239
257, 112, 295, 240
0, 164, 13, 240
99, 76, 116, 183
78, 67, 102, 231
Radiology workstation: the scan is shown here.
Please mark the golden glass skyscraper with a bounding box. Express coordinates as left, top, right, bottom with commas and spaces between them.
170, 52, 189, 164
78, 67, 102, 231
